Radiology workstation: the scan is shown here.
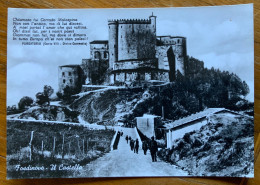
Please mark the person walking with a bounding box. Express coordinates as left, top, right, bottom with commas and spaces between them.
125, 135, 129, 144
142, 140, 148, 155
149, 136, 158, 162
134, 139, 139, 154
130, 139, 134, 151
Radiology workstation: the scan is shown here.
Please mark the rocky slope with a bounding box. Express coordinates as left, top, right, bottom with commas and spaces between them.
71, 87, 145, 124
158, 113, 254, 177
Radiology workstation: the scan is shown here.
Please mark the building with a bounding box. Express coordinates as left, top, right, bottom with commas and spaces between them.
108, 14, 187, 84
90, 40, 109, 61
136, 114, 162, 139
58, 14, 189, 92
58, 65, 84, 93
163, 108, 242, 149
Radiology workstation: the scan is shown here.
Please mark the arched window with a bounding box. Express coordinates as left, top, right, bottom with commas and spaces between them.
63, 79, 66, 83
94, 51, 101, 59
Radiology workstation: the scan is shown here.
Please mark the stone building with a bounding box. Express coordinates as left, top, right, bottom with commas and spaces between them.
107, 14, 187, 84
90, 40, 109, 61
58, 14, 189, 92
156, 36, 187, 81
58, 65, 84, 93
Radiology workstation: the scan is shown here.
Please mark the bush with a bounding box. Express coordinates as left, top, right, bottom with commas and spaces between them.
18, 96, 33, 110
183, 133, 192, 143
192, 138, 203, 148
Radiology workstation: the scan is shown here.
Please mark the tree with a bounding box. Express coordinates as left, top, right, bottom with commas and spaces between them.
36, 85, 54, 105
36, 92, 48, 105
43, 85, 54, 98
18, 96, 33, 110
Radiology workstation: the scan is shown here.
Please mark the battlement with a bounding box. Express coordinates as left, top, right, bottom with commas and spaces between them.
108, 19, 151, 24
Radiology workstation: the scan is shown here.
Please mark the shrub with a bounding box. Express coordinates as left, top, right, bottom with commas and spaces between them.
18, 96, 33, 110
183, 133, 192, 143
192, 138, 203, 148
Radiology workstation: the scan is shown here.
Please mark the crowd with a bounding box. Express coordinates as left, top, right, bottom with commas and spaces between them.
125, 135, 158, 162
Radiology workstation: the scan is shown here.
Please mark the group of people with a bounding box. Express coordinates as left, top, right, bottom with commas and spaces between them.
125, 135, 158, 162
125, 135, 139, 154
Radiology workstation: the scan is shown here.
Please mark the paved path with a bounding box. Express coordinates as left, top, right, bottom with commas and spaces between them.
76, 127, 188, 177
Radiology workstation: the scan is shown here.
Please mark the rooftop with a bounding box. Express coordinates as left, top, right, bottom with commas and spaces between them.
163, 108, 228, 130
137, 114, 161, 119
90, 40, 108, 44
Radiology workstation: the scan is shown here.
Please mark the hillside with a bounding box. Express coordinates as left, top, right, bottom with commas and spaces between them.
71, 87, 145, 124
158, 113, 254, 177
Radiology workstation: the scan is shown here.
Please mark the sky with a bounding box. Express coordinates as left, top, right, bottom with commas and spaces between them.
7, 4, 254, 106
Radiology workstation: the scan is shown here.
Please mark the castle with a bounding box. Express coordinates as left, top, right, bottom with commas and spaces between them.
59, 14, 188, 92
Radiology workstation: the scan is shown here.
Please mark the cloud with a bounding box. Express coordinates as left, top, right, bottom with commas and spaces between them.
7, 63, 51, 105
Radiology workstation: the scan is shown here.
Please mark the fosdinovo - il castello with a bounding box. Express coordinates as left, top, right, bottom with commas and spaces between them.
58, 14, 196, 93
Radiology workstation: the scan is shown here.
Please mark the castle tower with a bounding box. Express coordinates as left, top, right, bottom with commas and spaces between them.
149, 12, 156, 34
108, 20, 118, 69
117, 18, 156, 61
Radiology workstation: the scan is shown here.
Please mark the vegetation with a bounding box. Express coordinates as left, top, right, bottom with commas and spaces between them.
7, 119, 115, 179
18, 96, 34, 110
157, 114, 254, 177
36, 85, 54, 106
128, 57, 252, 122
57, 85, 82, 104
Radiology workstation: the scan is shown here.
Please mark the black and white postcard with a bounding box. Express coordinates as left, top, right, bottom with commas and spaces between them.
7, 4, 254, 179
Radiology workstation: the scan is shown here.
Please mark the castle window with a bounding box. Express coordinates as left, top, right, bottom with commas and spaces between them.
63, 79, 66, 83
114, 44, 116, 48
109, 26, 110, 29
129, 25, 131, 28
69, 72, 71, 76
94, 51, 101, 59
121, 26, 122, 28
62, 72, 65, 76
70, 79, 73, 83
104, 51, 108, 58
121, 35, 122, 38
178, 39, 180, 44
